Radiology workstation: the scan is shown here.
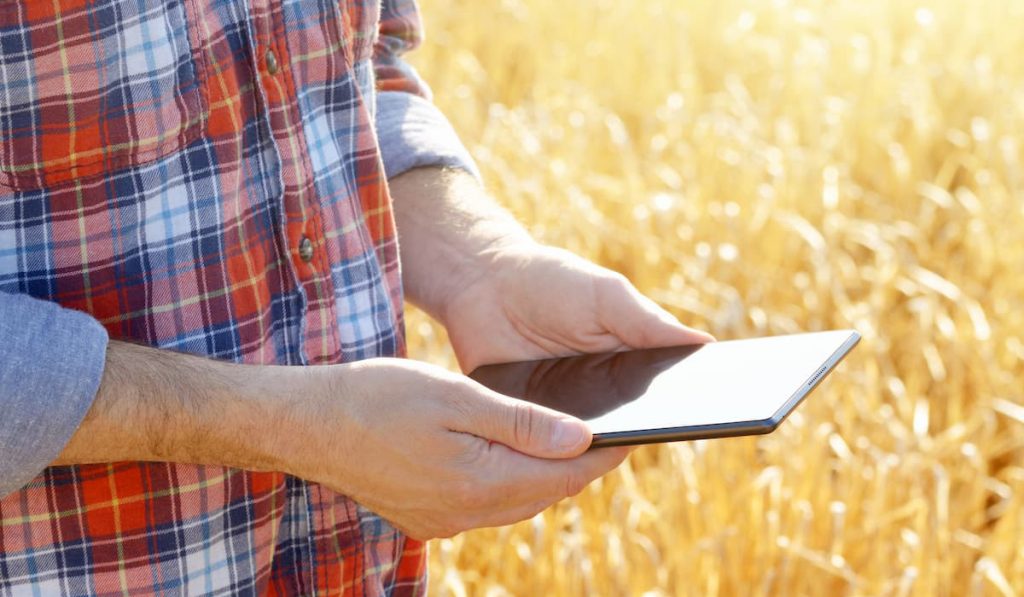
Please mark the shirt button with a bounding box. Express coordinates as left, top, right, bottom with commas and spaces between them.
298, 236, 314, 263
265, 49, 279, 75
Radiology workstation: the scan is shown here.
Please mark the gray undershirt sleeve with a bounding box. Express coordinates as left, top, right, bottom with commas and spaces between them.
0, 292, 108, 498
375, 90, 482, 183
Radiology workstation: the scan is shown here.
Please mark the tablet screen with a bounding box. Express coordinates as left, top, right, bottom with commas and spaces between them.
469, 330, 859, 438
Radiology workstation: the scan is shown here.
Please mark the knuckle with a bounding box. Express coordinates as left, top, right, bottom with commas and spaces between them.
436, 513, 475, 538
443, 387, 474, 424
451, 433, 489, 468
523, 500, 553, 523
405, 526, 433, 542
398, 519, 443, 542
563, 470, 590, 499
595, 272, 633, 312
602, 271, 630, 293
435, 522, 462, 539
512, 402, 538, 448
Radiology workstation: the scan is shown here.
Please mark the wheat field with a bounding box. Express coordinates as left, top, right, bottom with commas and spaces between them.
403, 0, 1024, 595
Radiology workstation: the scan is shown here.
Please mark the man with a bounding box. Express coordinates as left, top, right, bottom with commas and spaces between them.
0, 0, 710, 593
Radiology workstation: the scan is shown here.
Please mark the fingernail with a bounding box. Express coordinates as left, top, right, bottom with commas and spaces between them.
553, 419, 589, 451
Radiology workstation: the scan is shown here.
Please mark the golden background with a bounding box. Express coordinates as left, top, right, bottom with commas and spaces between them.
405, 0, 1024, 594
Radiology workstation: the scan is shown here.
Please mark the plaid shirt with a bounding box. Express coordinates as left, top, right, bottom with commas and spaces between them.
0, 0, 460, 593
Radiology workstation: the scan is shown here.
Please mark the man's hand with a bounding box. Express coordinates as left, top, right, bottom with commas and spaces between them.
440, 243, 713, 372
293, 358, 629, 539
389, 167, 712, 372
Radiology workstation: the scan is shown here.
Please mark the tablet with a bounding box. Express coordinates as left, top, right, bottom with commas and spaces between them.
468, 330, 860, 447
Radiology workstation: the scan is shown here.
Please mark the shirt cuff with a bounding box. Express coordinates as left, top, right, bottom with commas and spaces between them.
0, 292, 108, 498
375, 91, 482, 182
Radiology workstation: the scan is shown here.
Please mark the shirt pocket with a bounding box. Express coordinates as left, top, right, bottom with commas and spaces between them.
0, 0, 208, 190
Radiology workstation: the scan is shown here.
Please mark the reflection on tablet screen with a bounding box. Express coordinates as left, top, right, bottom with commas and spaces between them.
470, 345, 704, 419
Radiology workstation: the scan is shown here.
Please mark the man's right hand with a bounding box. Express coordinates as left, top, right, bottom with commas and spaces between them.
54, 342, 629, 540
289, 358, 630, 540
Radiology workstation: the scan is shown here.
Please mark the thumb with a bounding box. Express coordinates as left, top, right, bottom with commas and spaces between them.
603, 279, 715, 348
455, 390, 593, 459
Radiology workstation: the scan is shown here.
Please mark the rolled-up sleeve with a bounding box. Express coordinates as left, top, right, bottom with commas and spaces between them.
373, 0, 481, 182
0, 292, 108, 497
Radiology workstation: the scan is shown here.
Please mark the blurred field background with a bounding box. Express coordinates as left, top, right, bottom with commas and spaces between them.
404, 0, 1024, 595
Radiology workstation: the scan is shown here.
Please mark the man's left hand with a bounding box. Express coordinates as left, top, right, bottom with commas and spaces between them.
439, 243, 714, 373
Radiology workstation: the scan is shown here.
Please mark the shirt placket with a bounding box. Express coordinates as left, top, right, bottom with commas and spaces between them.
247, 0, 343, 366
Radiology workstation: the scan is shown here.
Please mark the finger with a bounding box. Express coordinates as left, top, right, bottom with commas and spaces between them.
455, 494, 566, 535
599, 276, 715, 348
396, 442, 624, 539
447, 384, 593, 459
470, 441, 631, 514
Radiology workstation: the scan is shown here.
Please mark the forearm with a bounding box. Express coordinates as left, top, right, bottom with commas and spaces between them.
389, 167, 535, 322
54, 340, 303, 473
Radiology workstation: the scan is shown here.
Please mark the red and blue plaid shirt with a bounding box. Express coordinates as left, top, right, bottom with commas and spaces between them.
0, 0, 467, 593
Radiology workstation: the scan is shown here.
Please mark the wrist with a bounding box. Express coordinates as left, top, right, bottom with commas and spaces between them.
203, 361, 307, 474
253, 360, 366, 487
434, 233, 537, 322
436, 238, 555, 330
389, 167, 537, 320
